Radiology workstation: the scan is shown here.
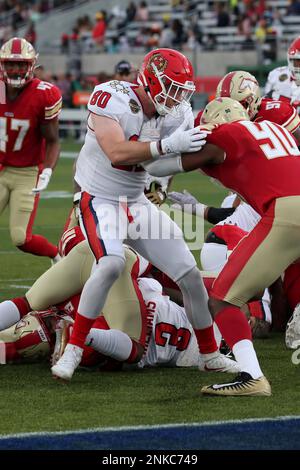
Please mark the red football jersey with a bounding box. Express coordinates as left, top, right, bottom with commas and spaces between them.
255, 97, 300, 133
0, 78, 62, 167
202, 120, 300, 215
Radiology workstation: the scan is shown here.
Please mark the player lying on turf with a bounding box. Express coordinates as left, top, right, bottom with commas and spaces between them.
0, 226, 239, 373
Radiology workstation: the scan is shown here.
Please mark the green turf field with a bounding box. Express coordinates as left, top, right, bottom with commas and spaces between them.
0, 139, 299, 435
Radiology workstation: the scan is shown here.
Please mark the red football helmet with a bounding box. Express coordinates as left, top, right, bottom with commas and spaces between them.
137, 48, 195, 116
288, 36, 300, 85
0, 37, 38, 88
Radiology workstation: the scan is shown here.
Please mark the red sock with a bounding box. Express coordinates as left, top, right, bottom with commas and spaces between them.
194, 325, 218, 354
18, 235, 58, 258
127, 339, 139, 363
215, 306, 252, 349
12, 297, 31, 317
69, 312, 95, 348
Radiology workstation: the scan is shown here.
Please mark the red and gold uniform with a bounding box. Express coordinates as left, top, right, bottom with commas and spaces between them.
200, 119, 300, 306
0, 38, 62, 257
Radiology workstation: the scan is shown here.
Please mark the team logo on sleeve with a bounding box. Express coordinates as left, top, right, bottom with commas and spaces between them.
146, 53, 168, 74
279, 74, 288, 82
129, 99, 141, 114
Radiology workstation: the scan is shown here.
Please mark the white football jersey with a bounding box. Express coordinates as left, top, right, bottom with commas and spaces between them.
75, 80, 146, 202
137, 277, 198, 368
218, 200, 261, 232
264, 66, 300, 106
75, 80, 192, 202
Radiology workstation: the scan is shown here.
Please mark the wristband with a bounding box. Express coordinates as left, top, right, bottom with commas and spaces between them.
150, 141, 161, 158
195, 203, 206, 218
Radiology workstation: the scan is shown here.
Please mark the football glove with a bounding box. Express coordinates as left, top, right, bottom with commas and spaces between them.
145, 181, 167, 206
32, 168, 52, 193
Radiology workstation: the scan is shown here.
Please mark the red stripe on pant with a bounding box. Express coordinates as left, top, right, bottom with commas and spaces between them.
131, 257, 148, 347
80, 191, 107, 262
211, 203, 275, 301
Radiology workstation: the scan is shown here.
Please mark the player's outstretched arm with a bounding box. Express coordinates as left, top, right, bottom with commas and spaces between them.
32, 119, 60, 193
91, 114, 208, 165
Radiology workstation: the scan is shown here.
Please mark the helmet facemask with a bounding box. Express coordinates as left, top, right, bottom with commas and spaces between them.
0, 59, 36, 88
149, 62, 195, 117
240, 93, 261, 120
288, 57, 300, 86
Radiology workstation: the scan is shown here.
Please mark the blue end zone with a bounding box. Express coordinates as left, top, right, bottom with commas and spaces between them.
0, 418, 300, 450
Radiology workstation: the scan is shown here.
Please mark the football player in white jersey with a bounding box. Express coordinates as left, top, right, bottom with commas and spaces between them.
265, 36, 300, 108
51, 50, 230, 381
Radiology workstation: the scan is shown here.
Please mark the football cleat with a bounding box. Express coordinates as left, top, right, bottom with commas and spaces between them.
201, 372, 271, 397
200, 352, 241, 374
51, 343, 83, 381
285, 303, 300, 350
51, 318, 72, 366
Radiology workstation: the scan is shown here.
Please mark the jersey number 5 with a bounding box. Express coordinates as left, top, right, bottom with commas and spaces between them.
0, 117, 30, 152
241, 120, 300, 159
155, 322, 191, 351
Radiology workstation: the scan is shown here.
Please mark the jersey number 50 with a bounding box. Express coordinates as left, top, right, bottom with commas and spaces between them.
241, 120, 300, 159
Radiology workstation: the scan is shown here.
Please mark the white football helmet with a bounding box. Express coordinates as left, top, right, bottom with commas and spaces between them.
201, 97, 250, 126
0, 37, 38, 88
216, 71, 261, 119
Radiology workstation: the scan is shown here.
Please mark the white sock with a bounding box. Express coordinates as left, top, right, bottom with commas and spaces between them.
0, 301, 21, 331
85, 329, 133, 361
213, 323, 222, 348
232, 339, 263, 379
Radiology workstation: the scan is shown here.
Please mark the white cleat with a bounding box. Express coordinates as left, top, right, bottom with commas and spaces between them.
286, 303, 300, 350
199, 352, 241, 374
51, 343, 83, 380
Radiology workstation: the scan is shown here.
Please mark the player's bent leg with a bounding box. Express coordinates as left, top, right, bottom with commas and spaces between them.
0, 297, 31, 331
86, 329, 144, 363
51, 255, 125, 380
26, 240, 94, 311
9, 186, 58, 259
128, 202, 234, 367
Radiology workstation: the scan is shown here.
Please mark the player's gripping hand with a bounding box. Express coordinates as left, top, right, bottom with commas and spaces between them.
32, 168, 52, 194
168, 189, 198, 208
161, 127, 209, 154
145, 181, 167, 206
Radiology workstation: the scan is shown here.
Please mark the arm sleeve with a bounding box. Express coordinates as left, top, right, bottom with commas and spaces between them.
43, 84, 62, 122
142, 155, 184, 177
206, 206, 235, 224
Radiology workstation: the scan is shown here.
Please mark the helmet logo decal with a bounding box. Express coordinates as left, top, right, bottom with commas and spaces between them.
147, 53, 168, 74
239, 77, 258, 92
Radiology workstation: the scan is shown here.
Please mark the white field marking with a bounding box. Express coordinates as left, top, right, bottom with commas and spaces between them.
0, 251, 21, 254
0, 415, 299, 439
61, 151, 77, 159
40, 191, 73, 199
0, 278, 35, 282
6, 284, 31, 289
0, 225, 61, 230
